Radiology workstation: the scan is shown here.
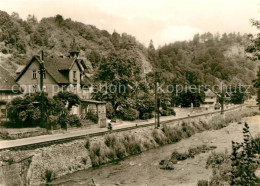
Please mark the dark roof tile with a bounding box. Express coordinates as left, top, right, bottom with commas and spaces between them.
0, 66, 20, 91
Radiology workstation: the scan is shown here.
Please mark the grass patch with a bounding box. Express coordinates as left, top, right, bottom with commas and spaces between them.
160, 145, 216, 170
45, 169, 54, 183
84, 135, 90, 149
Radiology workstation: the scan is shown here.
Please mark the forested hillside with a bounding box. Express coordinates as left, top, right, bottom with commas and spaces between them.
148, 33, 258, 89
0, 10, 259, 115
0, 11, 152, 75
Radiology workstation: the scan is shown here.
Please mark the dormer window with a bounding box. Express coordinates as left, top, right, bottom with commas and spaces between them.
32, 70, 37, 79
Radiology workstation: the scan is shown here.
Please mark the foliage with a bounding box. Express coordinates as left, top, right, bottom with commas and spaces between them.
230, 123, 259, 185
85, 111, 98, 124
45, 169, 54, 183
202, 123, 260, 185
230, 86, 245, 104
117, 107, 138, 121
197, 180, 209, 186
68, 114, 81, 127
160, 145, 216, 170
7, 93, 59, 127
0, 100, 7, 105
253, 66, 260, 109
85, 135, 90, 149
106, 102, 115, 119
53, 91, 80, 111
6, 93, 81, 128
92, 50, 142, 119
206, 151, 229, 169
135, 94, 154, 119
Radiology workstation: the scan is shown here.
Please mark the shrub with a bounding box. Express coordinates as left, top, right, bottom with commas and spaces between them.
206, 151, 229, 169
68, 114, 81, 127
197, 180, 208, 186
106, 102, 115, 119
119, 107, 138, 121
85, 135, 90, 149
0, 131, 11, 140
162, 125, 183, 143
104, 148, 116, 160
89, 143, 103, 167
122, 134, 142, 155
171, 151, 189, 161
114, 142, 126, 159
86, 111, 98, 124
45, 169, 53, 183
181, 122, 196, 137
82, 157, 87, 165
152, 129, 167, 145
141, 112, 153, 120
104, 134, 117, 148
160, 107, 176, 116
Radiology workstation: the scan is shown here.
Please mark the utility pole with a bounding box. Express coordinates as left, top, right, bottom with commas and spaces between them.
221, 81, 224, 114
154, 72, 158, 129
154, 71, 160, 129
40, 51, 45, 127
157, 97, 160, 128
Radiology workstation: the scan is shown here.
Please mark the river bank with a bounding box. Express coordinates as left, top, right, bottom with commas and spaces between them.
51, 115, 260, 186
0, 106, 256, 185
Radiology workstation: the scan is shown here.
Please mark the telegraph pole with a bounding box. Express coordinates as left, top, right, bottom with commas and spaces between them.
221, 81, 224, 114
154, 72, 158, 129
154, 71, 160, 129
40, 51, 45, 127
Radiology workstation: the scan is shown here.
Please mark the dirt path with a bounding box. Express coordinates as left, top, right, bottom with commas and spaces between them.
51, 115, 260, 186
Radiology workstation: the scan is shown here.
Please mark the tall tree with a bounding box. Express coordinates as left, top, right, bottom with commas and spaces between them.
93, 50, 142, 114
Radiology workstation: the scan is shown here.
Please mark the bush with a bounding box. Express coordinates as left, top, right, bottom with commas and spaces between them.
104, 134, 117, 148
160, 107, 176, 116
119, 107, 138, 121
122, 134, 142, 155
197, 180, 208, 186
162, 125, 183, 143
89, 143, 103, 167
68, 114, 81, 127
85, 135, 90, 149
206, 151, 228, 169
82, 157, 87, 165
114, 142, 126, 159
45, 169, 53, 183
141, 112, 153, 120
0, 131, 11, 140
86, 111, 98, 124
152, 129, 167, 145
106, 102, 115, 119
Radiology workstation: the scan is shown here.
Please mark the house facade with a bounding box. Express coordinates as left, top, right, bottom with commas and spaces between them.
0, 66, 21, 120
15, 43, 107, 127
201, 89, 218, 109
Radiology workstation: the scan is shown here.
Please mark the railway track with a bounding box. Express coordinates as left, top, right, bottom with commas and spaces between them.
0, 105, 245, 151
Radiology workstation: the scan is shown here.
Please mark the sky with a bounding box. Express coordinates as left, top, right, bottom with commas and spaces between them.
1, 0, 260, 47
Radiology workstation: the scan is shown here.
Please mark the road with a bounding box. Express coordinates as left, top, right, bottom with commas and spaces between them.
0, 105, 242, 151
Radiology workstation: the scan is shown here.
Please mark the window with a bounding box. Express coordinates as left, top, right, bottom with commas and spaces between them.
1, 109, 6, 118
32, 70, 37, 79
38, 70, 46, 79
73, 71, 77, 79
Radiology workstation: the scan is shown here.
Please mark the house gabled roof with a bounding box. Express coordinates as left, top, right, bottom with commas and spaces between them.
205, 89, 217, 97
0, 66, 20, 91
16, 55, 92, 85
16, 56, 69, 84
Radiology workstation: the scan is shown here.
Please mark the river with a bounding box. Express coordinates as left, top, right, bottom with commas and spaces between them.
50, 115, 260, 186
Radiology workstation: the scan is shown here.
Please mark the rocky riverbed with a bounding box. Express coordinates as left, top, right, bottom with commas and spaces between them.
51, 115, 260, 186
